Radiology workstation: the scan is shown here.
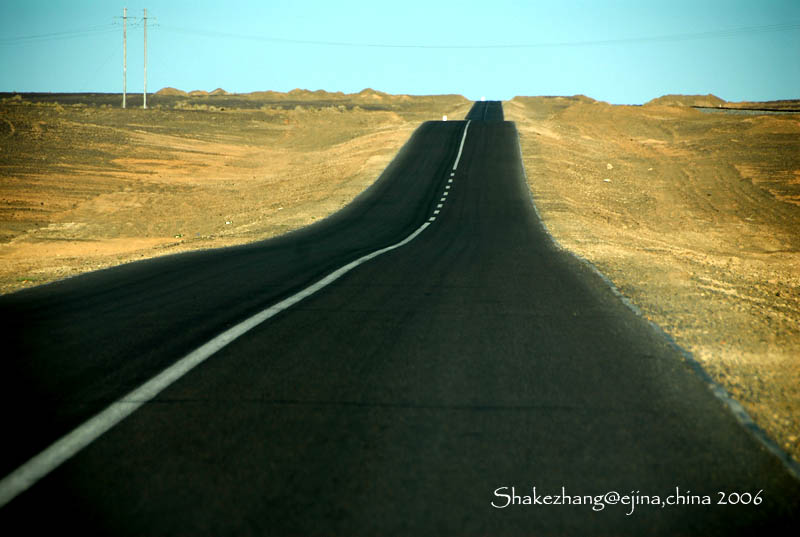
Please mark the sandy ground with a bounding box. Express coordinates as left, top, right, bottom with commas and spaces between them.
3, 89, 799, 465
0, 90, 471, 292
505, 95, 800, 463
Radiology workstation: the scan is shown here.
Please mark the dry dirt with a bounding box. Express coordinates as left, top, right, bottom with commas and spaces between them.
0, 90, 471, 292
505, 95, 800, 463
3, 89, 799, 466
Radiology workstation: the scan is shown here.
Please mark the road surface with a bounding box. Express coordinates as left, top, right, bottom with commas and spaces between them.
1, 101, 798, 535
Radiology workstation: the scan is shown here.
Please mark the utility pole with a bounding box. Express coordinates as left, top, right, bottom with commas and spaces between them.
122, 7, 127, 109
143, 8, 147, 109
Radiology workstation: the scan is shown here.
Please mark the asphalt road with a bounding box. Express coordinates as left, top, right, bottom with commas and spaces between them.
1, 101, 798, 535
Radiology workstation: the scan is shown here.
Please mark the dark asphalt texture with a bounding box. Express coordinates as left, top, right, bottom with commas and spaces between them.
1, 101, 798, 535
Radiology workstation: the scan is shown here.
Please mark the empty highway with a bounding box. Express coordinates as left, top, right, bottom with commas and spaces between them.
1, 101, 798, 535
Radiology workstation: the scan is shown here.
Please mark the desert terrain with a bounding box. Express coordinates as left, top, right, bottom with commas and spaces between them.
0, 89, 471, 292
506, 95, 800, 463
1, 89, 798, 466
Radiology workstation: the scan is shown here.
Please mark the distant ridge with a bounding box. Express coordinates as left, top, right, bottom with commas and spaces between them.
152, 87, 463, 103
645, 94, 726, 107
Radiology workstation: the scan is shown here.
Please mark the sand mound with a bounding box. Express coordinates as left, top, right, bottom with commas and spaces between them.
244, 91, 282, 100
571, 94, 598, 104
645, 94, 726, 108
357, 88, 388, 101
156, 87, 189, 97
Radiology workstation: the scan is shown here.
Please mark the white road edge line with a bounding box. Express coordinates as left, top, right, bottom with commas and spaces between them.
0, 223, 434, 507
0, 118, 474, 509
0, 222, 430, 507
452, 120, 471, 171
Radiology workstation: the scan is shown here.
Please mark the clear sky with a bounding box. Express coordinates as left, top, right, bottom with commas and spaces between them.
1, 0, 798, 104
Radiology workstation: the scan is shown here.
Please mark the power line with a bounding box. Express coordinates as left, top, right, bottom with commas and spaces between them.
0, 24, 118, 46
79, 47, 118, 93
159, 21, 800, 50
3, 19, 796, 49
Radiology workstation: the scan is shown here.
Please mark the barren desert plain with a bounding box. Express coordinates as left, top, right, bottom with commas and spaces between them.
1, 89, 798, 465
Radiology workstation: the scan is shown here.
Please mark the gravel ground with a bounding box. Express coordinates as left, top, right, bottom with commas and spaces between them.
506, 95, 800, 464
0, 91, 471, 293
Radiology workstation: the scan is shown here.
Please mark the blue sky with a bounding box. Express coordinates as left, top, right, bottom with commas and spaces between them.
1, 0, 798, 104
